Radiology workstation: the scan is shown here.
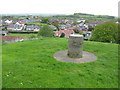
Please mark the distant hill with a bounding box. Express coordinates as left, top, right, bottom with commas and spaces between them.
74, 13, 115, 19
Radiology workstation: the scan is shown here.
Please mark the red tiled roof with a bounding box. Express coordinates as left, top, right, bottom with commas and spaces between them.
18, 21, 24, 24
78, 28, 82, 31
68, 27, 75, 30
54, 30, 74, 38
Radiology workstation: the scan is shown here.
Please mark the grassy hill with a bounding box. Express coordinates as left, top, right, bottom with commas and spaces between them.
52, 13, 117, 21
2, 37, 118, 88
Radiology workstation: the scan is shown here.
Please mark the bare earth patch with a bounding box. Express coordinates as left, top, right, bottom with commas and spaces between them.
0, 36, 25, 43
54, 50, 97, 63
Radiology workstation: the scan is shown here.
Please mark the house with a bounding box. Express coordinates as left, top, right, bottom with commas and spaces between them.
7, 20, 26, 31
86, 20, 110, 28
74, 23, 88, 30
13, 21, 25, 31
5, 20, 13, 25
59, 25, 67, 29
0, 30, 8, 36
68, 27, 75, 30
49, 25, 57, 30
7, 19, 41, 31
25, 24, 40, 31
54, 30, 74, 38
49, 19, 60, 23
82, 31, 92, 40
7, 25, 15, 30
64, 19, 69, 23
66, 20, 74, 24
66, 24, 72, 28
21, 19, 41, 23
77, 28, 83, 31
76, 19, 86, 23
2, 20, 7, 25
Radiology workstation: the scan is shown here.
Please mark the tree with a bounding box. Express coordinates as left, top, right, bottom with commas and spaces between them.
41, 18, 49, 23
49, 19, 60, 31
38, 25, 54, 37
90, 22, 119, 43
85, 19, 90, 23
79, 31, 83, 35
73, 28, 79, 34
2, 25, 8, 30
73, 21, 79, 25
52, 23, 60, 31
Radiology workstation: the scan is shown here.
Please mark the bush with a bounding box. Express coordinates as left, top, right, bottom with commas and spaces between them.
90, 22, 119, 43
38, 25, 54, 37
79, 31, 83, 35
41, 18, 49, 23
73, 28, 79, 34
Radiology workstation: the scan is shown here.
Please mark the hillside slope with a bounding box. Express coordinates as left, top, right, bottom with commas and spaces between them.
2, 38, 118, 88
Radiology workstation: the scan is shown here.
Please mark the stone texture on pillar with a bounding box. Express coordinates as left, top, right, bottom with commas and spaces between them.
68, 34, 83, 58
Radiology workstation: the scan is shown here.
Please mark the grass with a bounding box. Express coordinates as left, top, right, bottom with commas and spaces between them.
27, 22, 48, 26
7, 34, 38, 39
2, 37, 118, 88
0, 40, 2, 89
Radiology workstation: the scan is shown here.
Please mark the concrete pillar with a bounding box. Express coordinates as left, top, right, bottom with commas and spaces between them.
68, 34, 83, 58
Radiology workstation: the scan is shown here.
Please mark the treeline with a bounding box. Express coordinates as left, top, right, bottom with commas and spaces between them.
74, 13, 94, 16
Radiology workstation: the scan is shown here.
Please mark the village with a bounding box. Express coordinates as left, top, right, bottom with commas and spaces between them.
0, 14, 118, 43
1, 0, 119, 88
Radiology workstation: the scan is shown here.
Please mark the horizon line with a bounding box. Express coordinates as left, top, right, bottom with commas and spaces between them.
1, 13, 118, 17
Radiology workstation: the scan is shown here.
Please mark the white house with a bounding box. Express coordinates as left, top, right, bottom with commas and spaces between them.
13, 21, 25, 31
83, 31, 92, 40
5, 20, 13, 25
77, 19, 86, 23
26, 25, 40, 31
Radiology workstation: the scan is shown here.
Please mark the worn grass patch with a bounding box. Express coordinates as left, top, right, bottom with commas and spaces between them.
2, 37, 118, 88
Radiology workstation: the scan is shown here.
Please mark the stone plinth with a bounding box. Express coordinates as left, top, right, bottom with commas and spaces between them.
67, 34, 83, 58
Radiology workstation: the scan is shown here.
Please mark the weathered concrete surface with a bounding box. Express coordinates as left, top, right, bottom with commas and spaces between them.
68, 34, 83, 58
54, 50, 97, 63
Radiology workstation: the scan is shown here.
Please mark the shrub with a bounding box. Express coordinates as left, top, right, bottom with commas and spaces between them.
90, 22, 119, 43
73, 28, 79, 34
38, 25, 54, 37
79, 31, 83, 35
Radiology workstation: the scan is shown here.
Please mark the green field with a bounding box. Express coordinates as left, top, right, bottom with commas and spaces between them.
2, 37, 118, 88
8, 34, 38, 39
27, 22, 47, 26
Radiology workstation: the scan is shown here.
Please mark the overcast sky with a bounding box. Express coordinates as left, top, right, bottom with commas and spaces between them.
0, 0, 119, 16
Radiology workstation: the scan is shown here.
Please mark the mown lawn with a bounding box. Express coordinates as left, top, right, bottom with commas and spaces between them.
2, 37, 118, 88
8, 34, 38, 39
